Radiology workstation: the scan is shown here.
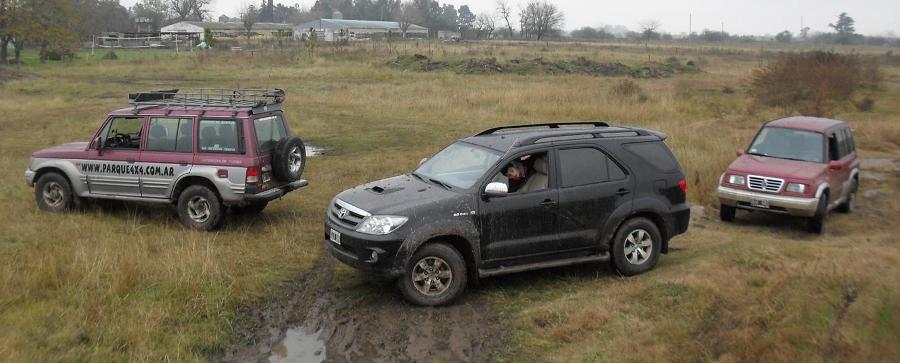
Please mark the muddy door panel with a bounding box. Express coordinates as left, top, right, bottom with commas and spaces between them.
479, 189, 559, 262
557, 178, 632, 251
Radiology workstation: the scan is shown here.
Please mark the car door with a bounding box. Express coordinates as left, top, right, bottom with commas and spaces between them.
826, 130, 846, 201
86, 116, 145, 196
478, 150, 560, 263
555, 146, 634, 252
139, 116, 195, 199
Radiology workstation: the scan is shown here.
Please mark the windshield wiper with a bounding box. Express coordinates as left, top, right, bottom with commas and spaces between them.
747, 151, 768, 157
428, 178, 452, 189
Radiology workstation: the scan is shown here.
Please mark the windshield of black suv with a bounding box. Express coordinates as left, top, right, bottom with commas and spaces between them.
254, 114, 287, 152
747, 127, 824, 163
414, 142, 502, 189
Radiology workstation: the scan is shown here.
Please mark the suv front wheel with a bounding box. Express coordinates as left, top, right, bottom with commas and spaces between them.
35, 172, 76, 213
611, 217, 662, 276
398, 242, 467, 306
177, 185, 224, 230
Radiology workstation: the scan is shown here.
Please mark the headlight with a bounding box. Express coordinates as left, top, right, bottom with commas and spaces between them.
786, 183, 807, 193
356, 215, 408, 235
727, 174, 745, 185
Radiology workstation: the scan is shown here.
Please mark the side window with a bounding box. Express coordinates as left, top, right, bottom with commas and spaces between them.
199, 119, 241, 153
623, 141, 679, 172
254, 115, 287, 152
147, 118, 193, 153
559, 148, 609, 187
828, 134, 840, 161
490, 152, 550, 194
835, 129, 848, 159
101, 117, 144, 149
846, 129, 856, 153
608, 158, 627, 181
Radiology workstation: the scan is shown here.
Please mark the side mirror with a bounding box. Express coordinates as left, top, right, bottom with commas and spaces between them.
94, 136, 104, 155
828, 160, 843, 170
736, 149, 745, 157
419, 158, 427, 166
484, 182, 508, 198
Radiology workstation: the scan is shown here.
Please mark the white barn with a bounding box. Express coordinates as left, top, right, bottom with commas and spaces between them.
293, 19, 428, 41
161, 21, 294, 38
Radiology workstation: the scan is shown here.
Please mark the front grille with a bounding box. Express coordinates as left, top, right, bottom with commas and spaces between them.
747, 175, 784, 193
331, 200, 368, 227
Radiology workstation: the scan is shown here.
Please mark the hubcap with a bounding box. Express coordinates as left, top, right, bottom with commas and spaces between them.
624, 229, 653, 265
411, 256, 453, 296
288, 146, 303, 173
42, 182, 64, 208
187, 196, 211, 223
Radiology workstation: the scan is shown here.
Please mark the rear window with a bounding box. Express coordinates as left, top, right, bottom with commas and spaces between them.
199, 119, 241, 153
624, 141, 680, 172
254, 115, 286, 152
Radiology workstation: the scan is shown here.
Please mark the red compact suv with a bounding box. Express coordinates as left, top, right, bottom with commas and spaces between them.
717, 116, 859, 234
25, 89, 309, 230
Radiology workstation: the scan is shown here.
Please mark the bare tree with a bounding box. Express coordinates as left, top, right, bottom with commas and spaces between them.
170, 0, 208, 21
240, 4, 258, 42
474, 13, 495, 39
395, 1, 418, 38
495, 0, 513, 38
638, 20, 661, 43
519, 1, 563, 40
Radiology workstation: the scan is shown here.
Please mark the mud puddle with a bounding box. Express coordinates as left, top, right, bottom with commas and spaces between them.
218, 254, 507, 363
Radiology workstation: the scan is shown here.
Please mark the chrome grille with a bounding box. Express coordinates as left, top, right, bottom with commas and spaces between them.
747, 175, 784, 193
331, 200, 369, 227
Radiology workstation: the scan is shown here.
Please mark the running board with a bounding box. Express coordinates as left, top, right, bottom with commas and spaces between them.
478, 253, 610, 278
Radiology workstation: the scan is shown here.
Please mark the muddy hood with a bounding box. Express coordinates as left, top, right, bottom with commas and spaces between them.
335, 174, 463, 216
727, 154, 825, 180
32, 142, 90, 158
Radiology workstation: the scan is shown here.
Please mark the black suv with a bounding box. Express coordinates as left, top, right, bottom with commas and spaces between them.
325, 122, 690, 305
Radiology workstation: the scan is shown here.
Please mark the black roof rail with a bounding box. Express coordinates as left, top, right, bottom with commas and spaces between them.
127, 88, 286, 112
475, 122, 609, 136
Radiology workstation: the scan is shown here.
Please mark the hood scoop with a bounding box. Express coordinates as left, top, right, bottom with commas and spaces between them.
367, 185, 402, 194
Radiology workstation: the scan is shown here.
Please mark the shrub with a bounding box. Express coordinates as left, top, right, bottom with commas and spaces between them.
854, 96, 875, 112
102, 51, 118, 60
748, 51, 883, 116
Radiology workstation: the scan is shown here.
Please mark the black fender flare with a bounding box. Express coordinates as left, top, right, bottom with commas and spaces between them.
391, 219, 481, 278
601, 196, 672, 252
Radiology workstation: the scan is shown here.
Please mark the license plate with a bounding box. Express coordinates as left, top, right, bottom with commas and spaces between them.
750, 198, 770, 209
329, 229, 341, 245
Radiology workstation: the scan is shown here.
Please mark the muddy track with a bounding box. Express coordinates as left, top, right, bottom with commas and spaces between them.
218, 252, 507, 362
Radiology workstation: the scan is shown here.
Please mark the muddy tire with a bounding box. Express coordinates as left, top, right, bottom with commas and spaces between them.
272, 136, 306, 182
610, 217, 662, 276
837, 181, 856, 214
177, 185, 224, 231
807, 195, 827, 235
232, 201, 267, 215
719, 204, 736, 222
399, 243, 467, 306
35, 172, 75, 213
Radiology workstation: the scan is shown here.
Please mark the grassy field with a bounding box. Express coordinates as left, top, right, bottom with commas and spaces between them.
0, 41, 898, 361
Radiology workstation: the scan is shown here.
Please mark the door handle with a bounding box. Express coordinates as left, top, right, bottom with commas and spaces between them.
126, 158, 136, 164
616, 188, 631, 196
540, 199, 557, 207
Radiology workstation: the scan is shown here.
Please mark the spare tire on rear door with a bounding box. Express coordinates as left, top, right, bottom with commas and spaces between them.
272, 136, 306, 182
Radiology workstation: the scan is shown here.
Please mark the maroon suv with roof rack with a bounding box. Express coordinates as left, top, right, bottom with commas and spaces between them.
717, 116, 859, 234
25, 89, 309, 230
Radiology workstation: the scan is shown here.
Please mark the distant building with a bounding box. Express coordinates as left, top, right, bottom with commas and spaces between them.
293, 19, 428, 42
161, 21, 294, 38
437, 30, 461, 40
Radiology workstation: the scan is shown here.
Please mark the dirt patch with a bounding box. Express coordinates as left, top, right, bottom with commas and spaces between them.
824, 287, 859, 360
390, 54, 697, 78
0, 67, 38, 84
217, 254, 507, 362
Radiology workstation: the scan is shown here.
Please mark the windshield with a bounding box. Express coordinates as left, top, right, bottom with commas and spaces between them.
414, 142, 502, 189
747, 127, 824, 163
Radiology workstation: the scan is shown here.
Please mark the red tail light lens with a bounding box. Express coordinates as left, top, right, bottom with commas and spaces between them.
678, 179, 687, 193
246, 166, 260, 183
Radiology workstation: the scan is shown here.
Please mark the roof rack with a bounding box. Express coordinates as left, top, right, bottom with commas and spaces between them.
128, 88, 285, 114
475, 122, 609, 136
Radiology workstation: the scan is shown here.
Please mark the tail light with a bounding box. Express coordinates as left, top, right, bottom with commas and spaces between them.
246, 166, 260, 184
678, 179, 687, 193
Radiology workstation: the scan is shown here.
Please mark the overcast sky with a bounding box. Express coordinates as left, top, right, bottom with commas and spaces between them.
121, 0, 899, 36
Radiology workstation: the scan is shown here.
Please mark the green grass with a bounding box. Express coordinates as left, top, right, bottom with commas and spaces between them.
1, 41, 899, 361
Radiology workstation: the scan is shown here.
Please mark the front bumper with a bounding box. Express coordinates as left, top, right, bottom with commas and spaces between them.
25, 169, 36, 186
244, 179, 309, 203
717, 185, 818, 217
324, 216, 405, 278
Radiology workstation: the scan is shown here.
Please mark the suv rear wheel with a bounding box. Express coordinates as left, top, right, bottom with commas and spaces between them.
398, 242, 467, 306
177, 185, 224, 230
35, 172, 76, 213
611, 217, 662, 276
836, 181, 856, 213
272, 136, 306, 182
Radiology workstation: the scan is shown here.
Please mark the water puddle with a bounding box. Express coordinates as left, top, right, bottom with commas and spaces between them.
268, 326, 326, 363
306, 145, 327, 157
